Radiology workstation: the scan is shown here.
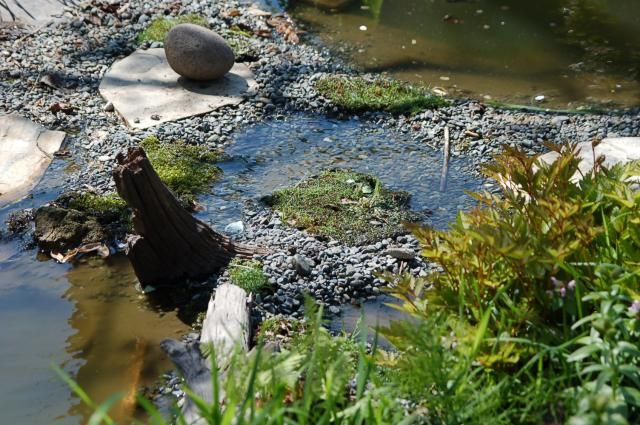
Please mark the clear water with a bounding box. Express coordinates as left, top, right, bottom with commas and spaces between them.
290, 0, 640, 108
198, 115, 482, 231
0, 115, 482, 424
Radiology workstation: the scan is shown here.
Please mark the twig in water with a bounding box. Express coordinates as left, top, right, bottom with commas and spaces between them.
439, 126, 450, 192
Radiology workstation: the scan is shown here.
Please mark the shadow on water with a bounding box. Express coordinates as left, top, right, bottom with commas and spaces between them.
289, 0, 640, 108
197, 114, 483, 231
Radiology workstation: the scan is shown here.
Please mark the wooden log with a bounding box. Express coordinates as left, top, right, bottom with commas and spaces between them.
112, 147, 264, 286
161, 284, 251, 425
200, 283, 251, 369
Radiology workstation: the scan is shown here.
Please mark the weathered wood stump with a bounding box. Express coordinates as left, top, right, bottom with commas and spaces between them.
161, 284, 252, 425
113, 147, 263, 286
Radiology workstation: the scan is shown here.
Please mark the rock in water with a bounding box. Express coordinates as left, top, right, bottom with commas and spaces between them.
34, 206, 107, 252
164, 24, 235, 81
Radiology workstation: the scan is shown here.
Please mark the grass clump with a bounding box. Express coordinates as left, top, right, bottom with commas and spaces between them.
315, 75, 446, 114
140, 136, 221, 204
137, 14, 209, 44
228, 259, 270, 293
267, 170, 419, 245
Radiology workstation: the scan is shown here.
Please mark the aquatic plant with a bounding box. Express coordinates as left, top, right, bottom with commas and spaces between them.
315, 76, 446, 114
267, 169, 420, 245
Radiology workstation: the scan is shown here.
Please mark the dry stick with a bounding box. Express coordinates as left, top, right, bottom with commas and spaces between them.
439, 126, 451, 192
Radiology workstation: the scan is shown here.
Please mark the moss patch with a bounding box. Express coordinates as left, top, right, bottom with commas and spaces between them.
137, 14, 209, 44
141, 136, 221, 204
315, 76, 446, 114
228, 259, 270, 293
65, 192, 128, 221
266, 170, 420, 245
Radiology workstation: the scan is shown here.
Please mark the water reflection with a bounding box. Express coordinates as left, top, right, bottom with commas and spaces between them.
62, 254, 190, 423
290, 0, 640, 107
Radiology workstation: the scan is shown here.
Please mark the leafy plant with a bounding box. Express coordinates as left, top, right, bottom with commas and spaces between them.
567, 285, 640, 424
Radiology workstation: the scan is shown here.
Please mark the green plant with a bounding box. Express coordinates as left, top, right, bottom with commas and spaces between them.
140, 136, 221, 204
228, 259, 270, 293
136, 14, 209, 44
267, 169, 420, 245
567, 285, 640, 424
315, 76, 446, 114
403, 145, 640, 340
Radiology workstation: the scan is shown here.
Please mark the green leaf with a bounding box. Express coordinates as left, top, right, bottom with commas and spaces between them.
568, 344, 601, 362
622, 386, 640, 407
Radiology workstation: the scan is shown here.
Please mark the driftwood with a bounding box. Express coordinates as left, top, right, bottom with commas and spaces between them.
200, 283, 251, 368
113, 147, 263, 286
161, 284, 251, 425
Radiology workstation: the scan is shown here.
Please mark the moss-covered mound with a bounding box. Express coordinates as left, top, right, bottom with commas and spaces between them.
267, 170, 420, 245
140, 136, 222, 204
315, 76, 446, 114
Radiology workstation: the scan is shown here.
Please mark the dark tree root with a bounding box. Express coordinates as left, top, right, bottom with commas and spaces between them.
113, 147, 265, 286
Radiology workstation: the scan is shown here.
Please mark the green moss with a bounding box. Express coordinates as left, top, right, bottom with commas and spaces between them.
137, 14, 209, 44
228, 259, 270, 293
65, 192, 128, 221
315, 76, 446, 114
140, 136, 221, 203
267, 170, 420, 245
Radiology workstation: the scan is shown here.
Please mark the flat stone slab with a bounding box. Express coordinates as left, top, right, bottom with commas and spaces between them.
0, 114, 65, 206
0, 0, 78, 23
539, 137, 640, 181
99, 48, 258, 129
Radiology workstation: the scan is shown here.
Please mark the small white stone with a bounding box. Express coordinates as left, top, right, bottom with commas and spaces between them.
224, 221, 244, 235
359, 25, 367, 31
535, 95, 546, 102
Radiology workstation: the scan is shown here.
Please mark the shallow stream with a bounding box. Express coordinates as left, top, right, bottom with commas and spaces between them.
0, 115, 481, 424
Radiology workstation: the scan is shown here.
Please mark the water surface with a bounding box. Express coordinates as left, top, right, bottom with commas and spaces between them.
290, 0, 640, 108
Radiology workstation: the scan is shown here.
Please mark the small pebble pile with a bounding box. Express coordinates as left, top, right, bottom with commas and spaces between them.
216, 206, 433, 318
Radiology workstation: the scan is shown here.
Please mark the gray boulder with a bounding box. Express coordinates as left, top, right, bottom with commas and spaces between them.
164, 24, 235, 81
